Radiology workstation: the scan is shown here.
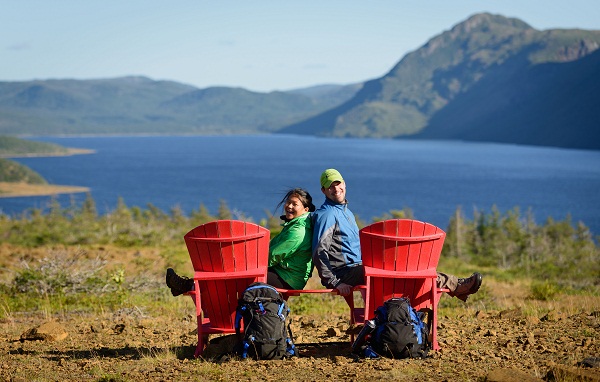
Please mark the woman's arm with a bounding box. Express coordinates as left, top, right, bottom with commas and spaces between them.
268, 221, 306, 267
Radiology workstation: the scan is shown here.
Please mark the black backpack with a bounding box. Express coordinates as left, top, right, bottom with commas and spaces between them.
234, 282, 296, 360
354, 297, 430, 359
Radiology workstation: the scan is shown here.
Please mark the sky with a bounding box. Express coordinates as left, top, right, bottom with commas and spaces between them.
2, 1, 599, 93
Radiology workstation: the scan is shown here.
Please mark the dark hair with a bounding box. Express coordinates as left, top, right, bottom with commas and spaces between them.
276, 188, 316, 213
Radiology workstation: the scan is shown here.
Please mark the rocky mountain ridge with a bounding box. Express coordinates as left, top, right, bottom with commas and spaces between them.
1, 13, 599, 150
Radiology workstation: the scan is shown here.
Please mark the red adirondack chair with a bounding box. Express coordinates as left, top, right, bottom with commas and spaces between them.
359, 219, 446, 350
184, 220, 270, 357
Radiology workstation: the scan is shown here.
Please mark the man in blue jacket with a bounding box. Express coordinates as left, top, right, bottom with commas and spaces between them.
312, 168, 482, 300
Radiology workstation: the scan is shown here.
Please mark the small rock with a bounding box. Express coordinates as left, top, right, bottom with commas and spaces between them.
326, 327, 341, 337
498, 308, 523, 320
581, 338, 593, 349
301, 321, 317, 328
526, 316, 540, 325
541, 310, 567, 322
525, 333, 535, 346
20, 322, 68, 342
475, 310, 489, 319
329, 355, 346, 364
580, 357, 600, 368
503, 340, 514, 348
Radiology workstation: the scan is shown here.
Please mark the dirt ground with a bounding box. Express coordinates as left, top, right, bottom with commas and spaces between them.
0, 246, 598, 381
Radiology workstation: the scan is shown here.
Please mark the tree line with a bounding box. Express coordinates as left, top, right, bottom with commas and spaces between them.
1, 194, 597, 292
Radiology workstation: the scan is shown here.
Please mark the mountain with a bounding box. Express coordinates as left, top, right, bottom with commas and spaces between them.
1, 13, 599, 150
0, 77, 359, 136
416, 44, 600, 149
286, 83, 364, 107
280, 13, 600, 149
158, 85, 359, 133
0, 77, 193, 135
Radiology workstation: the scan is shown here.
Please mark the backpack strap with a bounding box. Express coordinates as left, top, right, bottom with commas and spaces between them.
235, 305, 245, 336
277, 302, 285, 320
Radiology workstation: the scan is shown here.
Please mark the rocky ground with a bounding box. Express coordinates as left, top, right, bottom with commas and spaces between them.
2, 293, 599, 381
0, 245, 598, 381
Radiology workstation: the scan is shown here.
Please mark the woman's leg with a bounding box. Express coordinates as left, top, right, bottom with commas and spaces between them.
267, 268, 294, 289
165, 268, 194, 296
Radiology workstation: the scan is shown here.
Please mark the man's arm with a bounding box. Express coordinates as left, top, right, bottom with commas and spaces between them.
311, 212, 341, 289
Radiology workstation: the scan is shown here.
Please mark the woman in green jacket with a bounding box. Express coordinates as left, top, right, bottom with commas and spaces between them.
267, 188, 315, 290
166, 188, 315, 295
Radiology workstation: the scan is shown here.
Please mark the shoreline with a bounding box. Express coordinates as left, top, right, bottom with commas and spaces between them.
0, 147, 96, 159
0, 182, 90, 198
0, 147, 93, 197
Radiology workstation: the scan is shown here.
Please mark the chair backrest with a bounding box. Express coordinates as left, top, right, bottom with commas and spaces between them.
184, 220, 270, 330
185, 220, 269, 273
360, 219, 446, 312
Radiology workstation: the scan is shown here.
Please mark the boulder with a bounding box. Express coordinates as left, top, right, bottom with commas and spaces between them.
20, 322, 68, 342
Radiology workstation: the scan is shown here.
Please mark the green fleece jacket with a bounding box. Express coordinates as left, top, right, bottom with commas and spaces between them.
268, 212, 313, 290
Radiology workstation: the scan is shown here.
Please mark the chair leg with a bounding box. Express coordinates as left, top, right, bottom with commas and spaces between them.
194, 333, 209, 358
194, 317, 205, 358
342, 293, 356, 342
431, 287, 443, 350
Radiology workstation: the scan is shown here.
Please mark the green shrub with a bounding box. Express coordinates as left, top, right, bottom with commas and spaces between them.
0, 195, 598, 293
529, 281, 560, 301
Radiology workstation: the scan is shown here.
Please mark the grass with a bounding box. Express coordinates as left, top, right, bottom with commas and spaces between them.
2, 243, 596, 322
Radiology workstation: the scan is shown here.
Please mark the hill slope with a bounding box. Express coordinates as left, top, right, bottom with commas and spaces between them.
0, 159, 46, 184
0, 135, 70, 157
1, 13, 598, 150
416, 46, 600, 149
280, 13, 600, 149
0, 77, 359, 135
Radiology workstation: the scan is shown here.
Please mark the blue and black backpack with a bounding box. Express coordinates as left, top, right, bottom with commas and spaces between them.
234, 282, 296, 360
353, 297, 430, 359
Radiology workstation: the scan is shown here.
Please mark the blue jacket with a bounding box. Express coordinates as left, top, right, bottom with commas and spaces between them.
311, 197, 362, 288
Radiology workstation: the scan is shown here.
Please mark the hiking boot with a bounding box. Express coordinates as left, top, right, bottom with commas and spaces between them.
453, 272, 482, 301
166, 268, 194, 296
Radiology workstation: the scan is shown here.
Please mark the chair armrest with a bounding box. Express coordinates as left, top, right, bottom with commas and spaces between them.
278, 285, 366, 297
278, 288, 337, 296
193, 266, 267, 281
363, 266, 437, 279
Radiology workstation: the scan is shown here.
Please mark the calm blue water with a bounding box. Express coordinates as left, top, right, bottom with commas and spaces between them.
2, 135, 599, 235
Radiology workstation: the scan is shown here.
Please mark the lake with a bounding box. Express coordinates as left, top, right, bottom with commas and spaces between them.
2, 135, 599, 235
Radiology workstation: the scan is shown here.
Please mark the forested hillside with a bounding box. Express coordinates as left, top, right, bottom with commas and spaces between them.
0, 159, 46, 184
0, 78, 359, 136
415, 47, 600, 150
280, 13, 600, 150
0, 13, 599, 150
0, 135, 88, 186
0, 135, 69, 157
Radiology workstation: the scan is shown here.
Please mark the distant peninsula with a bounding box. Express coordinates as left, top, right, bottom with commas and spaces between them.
0, 136, 92, 198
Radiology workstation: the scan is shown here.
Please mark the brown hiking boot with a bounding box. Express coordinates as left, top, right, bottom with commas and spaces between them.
453, 272, 482, 301
166, 268, 194, 296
